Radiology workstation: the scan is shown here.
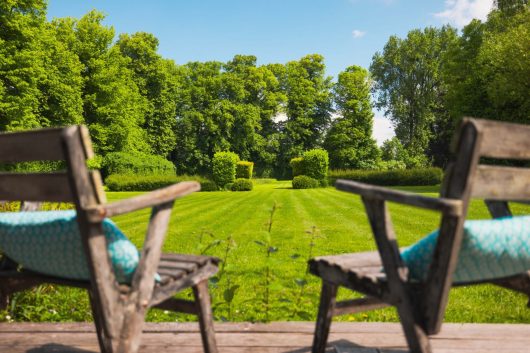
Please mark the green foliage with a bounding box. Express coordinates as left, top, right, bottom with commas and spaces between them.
236, 161, 254, 179
230, 178, 253, 191
381, 137, 427, 169
370, 26, 458, 165
105, 174, 216, 192
302, 149, 329, 182
329, 168, 443, 186
102, 152, 175, 177
292, 175, 319, 189
289, 157, 304, 177
324, 66, 380, 169
212, 152, 239, 188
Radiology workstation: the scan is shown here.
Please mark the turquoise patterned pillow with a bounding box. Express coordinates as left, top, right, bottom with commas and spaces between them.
401, 216, 530, 283
0, 210, 139, 283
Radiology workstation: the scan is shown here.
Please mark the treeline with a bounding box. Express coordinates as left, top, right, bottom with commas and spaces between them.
1, 0, 528, 178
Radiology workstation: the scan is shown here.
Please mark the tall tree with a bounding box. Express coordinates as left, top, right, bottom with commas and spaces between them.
117, 32, 179, 157
278, 54, 333, 177
370, 26, 458, 166
324, 66, 379, 169
443, 4, 529, 127
56, 10, 149, 154
0, 0, 47, 131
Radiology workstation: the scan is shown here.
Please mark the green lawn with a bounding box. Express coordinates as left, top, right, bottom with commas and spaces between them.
5, 181, 530, 323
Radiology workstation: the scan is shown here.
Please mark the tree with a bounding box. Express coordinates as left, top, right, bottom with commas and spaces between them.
370, 27, 458, 165
443, 5, 530, 128
277, 54, 333, 177
117, 32, 180, 157
0, 0, 47, 131
59, 10, 149, 154
324, 66, 379, 169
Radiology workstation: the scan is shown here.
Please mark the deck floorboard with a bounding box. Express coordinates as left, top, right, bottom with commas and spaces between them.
0, 322, 529, 353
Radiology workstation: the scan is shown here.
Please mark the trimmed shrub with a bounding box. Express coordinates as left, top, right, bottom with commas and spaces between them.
236, 161, 254, 179
212, 152, 239, 187
328, 168, 443, 186
102, 152, 175, 177
105, 174, 217, 192
289, 157, 304, 177
231, 178, 253, 191
302, 149, 329, 182
292, 175, 319, 189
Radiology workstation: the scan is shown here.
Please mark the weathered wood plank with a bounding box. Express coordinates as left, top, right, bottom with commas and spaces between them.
472, 165, 530, 200
1, 323, 530, 352
0, 127, 65, 162
471, 118, 530, 160
0, 173, 73, 202
335, 179, 463, 216
86, 181, 201, 221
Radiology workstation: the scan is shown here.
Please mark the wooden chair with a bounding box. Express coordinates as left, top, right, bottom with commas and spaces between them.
309, 118, 530, 353
0, 126, 219, 353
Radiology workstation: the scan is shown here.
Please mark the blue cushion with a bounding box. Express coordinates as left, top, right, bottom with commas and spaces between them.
401, 216, 530, 283
0, 210, 139, 283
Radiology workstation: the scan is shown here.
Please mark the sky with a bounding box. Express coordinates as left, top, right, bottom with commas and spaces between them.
46, 0, 495, 145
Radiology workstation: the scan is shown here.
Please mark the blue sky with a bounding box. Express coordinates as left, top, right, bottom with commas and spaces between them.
46, 0, 494, 144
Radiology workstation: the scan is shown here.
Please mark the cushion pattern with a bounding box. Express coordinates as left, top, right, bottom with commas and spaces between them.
0, 210, 139, 283
401, 216, 530, 283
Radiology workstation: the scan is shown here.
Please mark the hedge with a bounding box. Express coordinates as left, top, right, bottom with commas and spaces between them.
231, 178, 253, 191
236, 161, 254, 179
105, 174, 218, 192
212, 152, 239, 187
302, 149, 329, 182
292, 175, 319, 189
289, 157, 304, 177
102, 152, 175, 177
328, 168, 443, 186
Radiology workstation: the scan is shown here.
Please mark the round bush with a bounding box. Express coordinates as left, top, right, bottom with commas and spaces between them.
289, 157, 304, 177
200, 180, 219, 192
231, 178, 253, 191
292, 175, 319, 189
212, 152, 239, 187
302, 149, 329, 181
236, 161, 254, 179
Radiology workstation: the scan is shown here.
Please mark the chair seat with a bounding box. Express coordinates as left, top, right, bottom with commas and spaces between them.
309, 251, 389, 299
151, 253, 219, 307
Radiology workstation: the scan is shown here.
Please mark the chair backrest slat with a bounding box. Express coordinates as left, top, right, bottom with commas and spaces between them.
473, 119, 530, 160
471, 165, 530, 200
0, 172, 74, 202
0, 128, 66, 162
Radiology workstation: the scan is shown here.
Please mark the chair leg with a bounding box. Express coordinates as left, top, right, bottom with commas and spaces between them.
312, 281, 337, 353
193, 280, 218, 353
396, 304, 432, 353
0, 288, 10, 311
89, 290, 114, 353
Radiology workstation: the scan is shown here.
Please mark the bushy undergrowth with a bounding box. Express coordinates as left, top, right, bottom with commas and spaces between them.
329, 168, 443, 186
212, 152, 239, 187
102, 152, 175, 177
105, 174, 217, 191
236, 161, 253, 179
231, 178, 253, 191
292, 175, 319, 189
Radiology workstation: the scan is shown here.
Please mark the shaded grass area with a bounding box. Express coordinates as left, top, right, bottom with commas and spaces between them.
4, 182, 530, 324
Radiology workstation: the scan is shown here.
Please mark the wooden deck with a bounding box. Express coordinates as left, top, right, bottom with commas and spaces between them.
1, 322, 529, 353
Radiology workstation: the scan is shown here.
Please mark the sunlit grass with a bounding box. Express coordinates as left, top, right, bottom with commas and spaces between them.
5, 181, 530, 323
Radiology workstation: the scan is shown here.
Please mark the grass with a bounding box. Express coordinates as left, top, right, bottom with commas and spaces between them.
3, 181, 530, 324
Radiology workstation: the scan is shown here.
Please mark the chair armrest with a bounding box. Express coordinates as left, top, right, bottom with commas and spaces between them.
336, 179, 463, 216
86, 181, 200, 222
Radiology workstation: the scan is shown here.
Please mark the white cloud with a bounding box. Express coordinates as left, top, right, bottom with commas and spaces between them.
352, 30, 366, 39
372, 116, 394, 146
435, 0, 493, 27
